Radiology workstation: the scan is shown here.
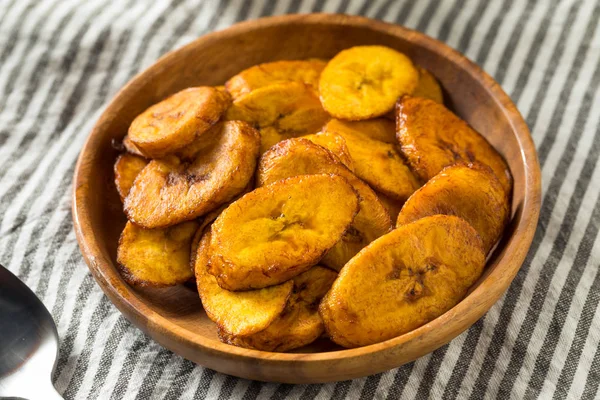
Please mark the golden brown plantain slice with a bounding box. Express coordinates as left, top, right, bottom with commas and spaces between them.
225, 82, 330, 153
319, 45, 419, 120
195, 229, 294, 336
376, 191, 403, 221
127, 87, 231, 158
397, 96, 513, 194
114, 153, 148, 202
320, 215, 486, 348
217, 266, 337, 352
302, 131, 355, 171
208, 174, 359, 290
397, 163, 510, 254
124, 121, 260, 228
412, 66, 443, 104
225, 60, 327, 99
117, 220, 198, 287
323, 118, 421, 202
257, 138, 392, 271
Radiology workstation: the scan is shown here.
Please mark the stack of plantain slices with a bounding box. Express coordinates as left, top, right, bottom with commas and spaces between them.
113, 45, 512, 351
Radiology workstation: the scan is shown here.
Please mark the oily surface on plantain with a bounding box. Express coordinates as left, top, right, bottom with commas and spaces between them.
225, 59, 326, 100
195, 229, 294, 336
397, 96, 512, 194
117, 220, 198, 287
127, 87, 231, 158
320, 215, 486, 348
319, 45, 419, 120
114, 153, 148, 202
124, 121, 260, 229
208, 174, 359, 290
323, 118, 421, 202
218, 266, 337, 352
257, 138, 391, 271
225, 81, 330, 153
397, 163, 510, 254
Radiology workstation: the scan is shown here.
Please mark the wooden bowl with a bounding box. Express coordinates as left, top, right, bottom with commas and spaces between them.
72, 13, 541, 383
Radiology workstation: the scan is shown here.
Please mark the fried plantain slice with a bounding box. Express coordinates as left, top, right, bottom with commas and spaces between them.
397, 163, 509, 254
125, 121, 260, 228
225, 59, 327, 99
225, 81, 330, 153
117, 220, 198, 287
195, 229, 294, 336
208, 174, 359, 290
323, 118, 421, 202
319, 45, 419, 120
217, 266, 337, 352
114, 153, 148, 202
412, 66, 443, 104
376, 191, 403, 221
397, 96, 513, 194
127, 87, 231, 158
257, 138, 392, 271
320, 215, 486, 348
302, 131, 355, 171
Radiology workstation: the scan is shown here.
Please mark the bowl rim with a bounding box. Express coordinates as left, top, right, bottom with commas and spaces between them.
72, 13, 541, 366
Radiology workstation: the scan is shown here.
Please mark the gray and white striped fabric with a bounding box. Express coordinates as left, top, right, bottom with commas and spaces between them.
0, 0, 598, 398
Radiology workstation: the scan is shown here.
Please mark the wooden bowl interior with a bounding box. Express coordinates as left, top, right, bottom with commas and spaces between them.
76, 15, 535, 373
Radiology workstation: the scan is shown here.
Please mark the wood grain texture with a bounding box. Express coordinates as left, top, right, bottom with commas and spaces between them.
71, 13, 541, 383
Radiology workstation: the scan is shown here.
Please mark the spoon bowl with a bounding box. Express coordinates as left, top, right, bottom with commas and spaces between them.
0, 265, 62, 399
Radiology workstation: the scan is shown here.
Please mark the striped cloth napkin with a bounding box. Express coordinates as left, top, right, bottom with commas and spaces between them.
0, 0, 598, 398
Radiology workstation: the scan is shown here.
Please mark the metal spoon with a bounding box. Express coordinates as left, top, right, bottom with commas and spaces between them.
0, 264, 62, 399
